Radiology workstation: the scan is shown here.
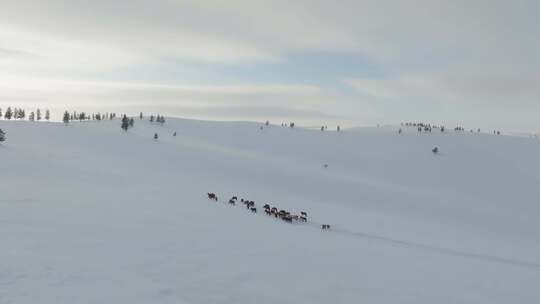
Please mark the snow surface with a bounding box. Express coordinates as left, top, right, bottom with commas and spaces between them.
1, 118, 540, 303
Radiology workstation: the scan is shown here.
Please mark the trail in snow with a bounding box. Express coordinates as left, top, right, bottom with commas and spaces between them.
207, 194, 540, 270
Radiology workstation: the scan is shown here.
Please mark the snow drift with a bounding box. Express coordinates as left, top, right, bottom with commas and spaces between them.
1, 118, 539, 303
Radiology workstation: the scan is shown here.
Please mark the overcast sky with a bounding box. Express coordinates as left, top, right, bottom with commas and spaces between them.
0, 0, 539, 131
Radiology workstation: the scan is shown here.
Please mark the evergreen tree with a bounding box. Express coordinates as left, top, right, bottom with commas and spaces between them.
63, 111, 70, 124
45, 109, 50, 121
0, 108, 3, 119
5, 107, 12, 120
0, 128, 5, 142
121, 115, 129, 131
150, 115, 154, 122
139, 112, 143, 120
36, 109, 42, 121
160, 116, 165, 124
29, 112, 35, 121
18, 109, 26, 119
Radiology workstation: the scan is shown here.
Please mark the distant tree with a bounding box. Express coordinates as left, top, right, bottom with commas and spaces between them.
0, 108, 3, 119
154, 133, 158, 140
36, 109, 42, 121
121, 115, 129, 131
5, 107, 13, 120
173, 131, 176, 136
265, 120, 269, 126
29, 112, 35, 121
129, 117, 134, 128
150, 115, 154, 123
63, 111, 70, 124
398, 128, 402, 134
139, 112, 143, 120
0, 128, 5, 142
19, 109, 26, 120
321, 126, 324, 132
45, 109, 50, 121
337, 125, 341, 132
160, 116, 165, 124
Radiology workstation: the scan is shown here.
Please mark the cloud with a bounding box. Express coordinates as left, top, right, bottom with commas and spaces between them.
0, 0, 539, 131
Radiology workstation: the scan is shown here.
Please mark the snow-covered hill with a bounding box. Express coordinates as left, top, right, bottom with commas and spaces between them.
1, 118, 539, 303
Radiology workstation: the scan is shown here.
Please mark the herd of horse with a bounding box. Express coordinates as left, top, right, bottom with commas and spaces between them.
206, 192, 331, 230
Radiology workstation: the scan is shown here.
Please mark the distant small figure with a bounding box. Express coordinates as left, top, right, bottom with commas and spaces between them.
324, 164, 328, 168
265, 120, 270, 126
173, 131, 176, 136
154, 133, 159, 140
337, 125, 341, 132
260, 126, 263, 131
321, 126, 324, 132
432, 147, 439, 154
398, 128, 402, 134
322, 224, 331, 230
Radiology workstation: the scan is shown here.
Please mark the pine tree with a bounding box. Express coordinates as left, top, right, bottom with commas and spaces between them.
139, 112, 143, 120
150, 115, 154, 122
0, 128, 5, 142
36, 109, 42, 121
63, 111, 70, 124
160, 116, 165, 124
121, 115, 129, 131
29, 112, 35, 121
0, 108, 3, 119
45, 109, 50, 121
5, 107, 12, 120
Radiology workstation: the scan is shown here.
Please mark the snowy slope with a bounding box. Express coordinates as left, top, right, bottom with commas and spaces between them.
1, 118, 540, 303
